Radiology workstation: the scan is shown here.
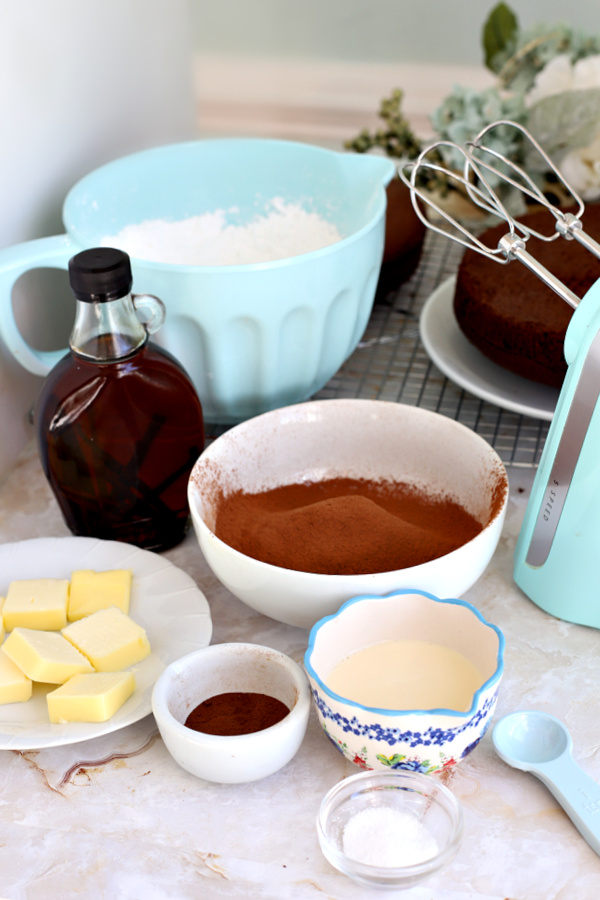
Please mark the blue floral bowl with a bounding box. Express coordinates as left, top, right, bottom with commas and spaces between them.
304, 589, 504, 774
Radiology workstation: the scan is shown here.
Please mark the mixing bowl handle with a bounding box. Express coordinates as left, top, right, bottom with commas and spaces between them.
0, 234, 76, 375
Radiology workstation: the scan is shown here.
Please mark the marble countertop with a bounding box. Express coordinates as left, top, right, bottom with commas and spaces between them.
1, 442, 600, 900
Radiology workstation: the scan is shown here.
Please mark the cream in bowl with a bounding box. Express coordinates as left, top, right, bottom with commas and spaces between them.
151, 642, 311, 783
304, 589, 504, 773
188, 398, 509, 629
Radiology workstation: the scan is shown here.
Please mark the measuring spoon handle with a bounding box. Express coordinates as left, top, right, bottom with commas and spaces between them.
534, 754, 600, 856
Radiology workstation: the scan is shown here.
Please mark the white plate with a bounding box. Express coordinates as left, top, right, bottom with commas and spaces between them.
419, 276, 559, 421
0, 537, 212, 750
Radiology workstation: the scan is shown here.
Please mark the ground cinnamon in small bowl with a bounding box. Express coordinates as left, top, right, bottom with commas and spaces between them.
214, 477, 485, 575
185, 692, 290, 736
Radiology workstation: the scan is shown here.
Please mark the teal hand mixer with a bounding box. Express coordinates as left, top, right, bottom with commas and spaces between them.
399, 122, 600, 628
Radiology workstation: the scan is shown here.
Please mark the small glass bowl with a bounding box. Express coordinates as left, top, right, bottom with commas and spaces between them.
317, 770, 463, 891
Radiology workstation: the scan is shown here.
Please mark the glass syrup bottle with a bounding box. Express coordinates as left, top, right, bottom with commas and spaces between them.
34, 247, 205, 552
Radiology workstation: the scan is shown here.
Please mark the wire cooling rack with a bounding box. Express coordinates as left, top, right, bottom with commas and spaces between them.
312, 230, 549, 468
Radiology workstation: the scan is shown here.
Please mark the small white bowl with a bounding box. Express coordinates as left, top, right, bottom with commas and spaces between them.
188, 398, 508, 629
317, 770, 463, 890
305, 589, 504, 773
151, 642, 311, 783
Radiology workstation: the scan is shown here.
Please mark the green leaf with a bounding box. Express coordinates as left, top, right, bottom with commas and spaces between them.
376, 753, 405, 767
526, 88, 600, 166
482, 3, 519, 72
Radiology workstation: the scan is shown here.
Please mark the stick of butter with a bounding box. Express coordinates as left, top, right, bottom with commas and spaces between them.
0, 648, 32, 704
62, 606, 151, 672
3, 628, 94, 683
47, 671, 136, 723
3, 579, 69, 631
68, 569, 132, 621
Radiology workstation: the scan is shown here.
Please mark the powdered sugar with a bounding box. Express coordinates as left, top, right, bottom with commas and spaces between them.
101, 197, 342, 266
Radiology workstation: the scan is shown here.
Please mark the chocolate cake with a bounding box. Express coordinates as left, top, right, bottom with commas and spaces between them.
453, 205, 600, 388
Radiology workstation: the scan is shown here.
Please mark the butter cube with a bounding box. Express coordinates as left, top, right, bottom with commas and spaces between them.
3, 579, 69, 631
3, 628, 94, 684
62, 607, 151, 672
68, 569, 132, 621
0, 648, 32, 704
47, 671, 136, 723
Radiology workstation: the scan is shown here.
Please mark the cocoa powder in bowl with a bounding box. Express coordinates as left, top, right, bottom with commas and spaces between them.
214, 476, 493, 575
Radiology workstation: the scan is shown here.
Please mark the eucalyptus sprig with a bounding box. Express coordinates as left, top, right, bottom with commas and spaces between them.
344, 89, 450, 193
344, 88, 422, 160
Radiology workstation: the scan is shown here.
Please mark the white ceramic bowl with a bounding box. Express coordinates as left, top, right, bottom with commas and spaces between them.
317, 770, 463, 890
188, 399, 508, 628
151, 642, 311, 783
305, 589, 505, 773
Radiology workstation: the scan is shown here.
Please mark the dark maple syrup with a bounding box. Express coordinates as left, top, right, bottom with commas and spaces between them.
34, 248, 205, 552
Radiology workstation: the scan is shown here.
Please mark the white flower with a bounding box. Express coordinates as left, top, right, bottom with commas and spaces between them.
571, 55, 600, 90
526, 53, 600, 107
559, 132, 600, 200
526, 55, 574, 107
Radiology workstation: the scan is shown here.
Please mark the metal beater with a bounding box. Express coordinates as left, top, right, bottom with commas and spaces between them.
398, 120, 600, 628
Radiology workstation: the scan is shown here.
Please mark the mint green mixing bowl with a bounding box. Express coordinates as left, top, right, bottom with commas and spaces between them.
0, 139, 395, 422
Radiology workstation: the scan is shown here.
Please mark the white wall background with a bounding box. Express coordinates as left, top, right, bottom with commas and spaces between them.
0, 0, 196, 479
191, 0, 600, 65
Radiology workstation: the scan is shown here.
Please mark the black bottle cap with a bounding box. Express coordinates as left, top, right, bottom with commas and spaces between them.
68, 247, 133, 302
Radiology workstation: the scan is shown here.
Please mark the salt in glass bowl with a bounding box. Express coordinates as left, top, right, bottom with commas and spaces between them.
187, 398, 508, 629
317, 769, 464, 890
304, 588, 504, 773
151, 642, 311, 784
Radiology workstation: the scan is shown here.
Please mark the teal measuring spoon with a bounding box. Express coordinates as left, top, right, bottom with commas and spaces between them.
493, 710, 600, 856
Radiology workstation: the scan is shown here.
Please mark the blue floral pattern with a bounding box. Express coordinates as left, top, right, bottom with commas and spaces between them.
312, 685, 498, 773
